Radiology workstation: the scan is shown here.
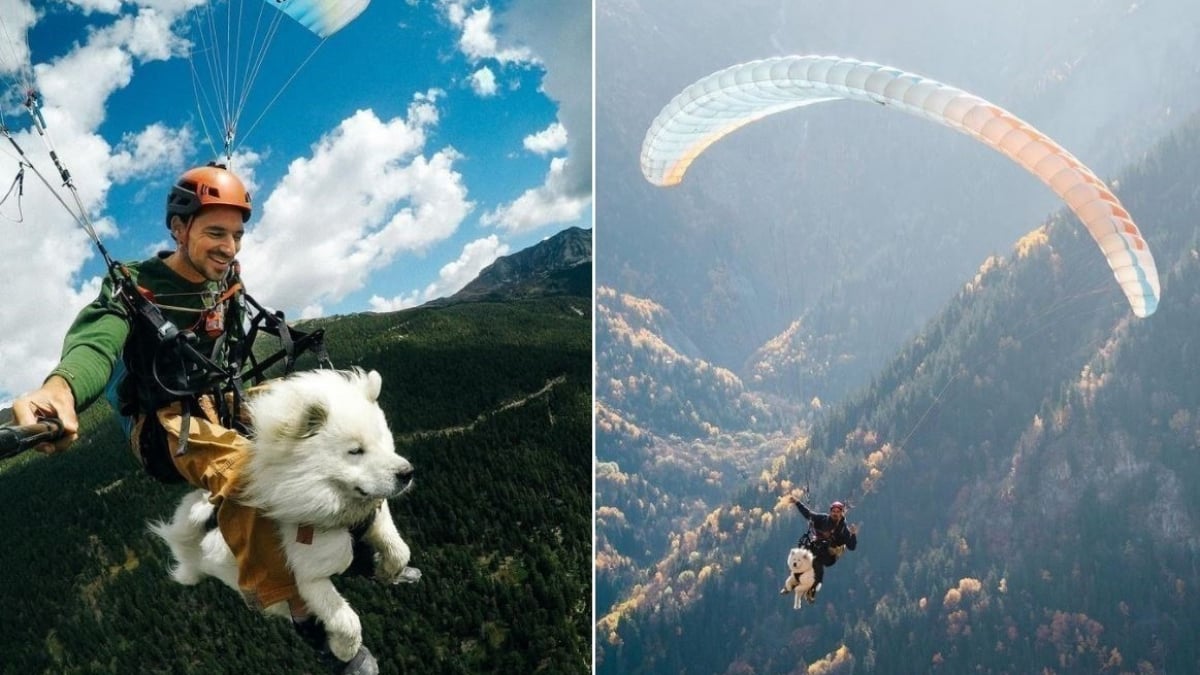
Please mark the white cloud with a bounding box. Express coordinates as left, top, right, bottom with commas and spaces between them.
481, 156, 588, 233
0, 1, 194, 401
369, 235, 508, 311
108, 123, 193, 181
469, 66, 497, 97
478, 0, 592, 232
523, 121, 567, 155
35, 9, 188, 132
0, 0, 36, 80
435, 1, 590, 232
238, 93, 473, 315
368, 290, 421, 313
68, 0, 123, 13
444, 2, 536, 65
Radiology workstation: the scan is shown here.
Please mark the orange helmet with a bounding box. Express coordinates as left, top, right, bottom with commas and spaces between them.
165, 162, 251, 227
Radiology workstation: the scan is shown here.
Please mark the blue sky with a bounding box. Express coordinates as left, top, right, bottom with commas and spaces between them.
0, 0, 592, 402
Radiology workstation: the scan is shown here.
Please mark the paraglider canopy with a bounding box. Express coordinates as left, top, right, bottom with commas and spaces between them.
640, 55, 1160, 318
272, 0, 372, 39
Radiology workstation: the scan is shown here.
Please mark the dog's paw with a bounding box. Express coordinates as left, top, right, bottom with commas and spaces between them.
325, 607, 363, 663
389, 566, 422, 585
170, 564, 201, 586
373, 538, 412, 582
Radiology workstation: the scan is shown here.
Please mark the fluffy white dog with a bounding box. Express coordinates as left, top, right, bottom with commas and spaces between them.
780, 546, 817, 610
151, 369, 417, 673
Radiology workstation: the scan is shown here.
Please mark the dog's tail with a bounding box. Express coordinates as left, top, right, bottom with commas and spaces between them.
148, 490, 214, 585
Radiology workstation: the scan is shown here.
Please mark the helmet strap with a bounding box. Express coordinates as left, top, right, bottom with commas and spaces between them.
168, 214, 194, 246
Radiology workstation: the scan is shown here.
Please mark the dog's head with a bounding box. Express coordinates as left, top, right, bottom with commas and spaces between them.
788, 547, 814, 573
244, 368, 413, 526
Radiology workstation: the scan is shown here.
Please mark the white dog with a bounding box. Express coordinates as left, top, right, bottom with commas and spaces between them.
780, 547, 817, 610
151, 369, 417, 672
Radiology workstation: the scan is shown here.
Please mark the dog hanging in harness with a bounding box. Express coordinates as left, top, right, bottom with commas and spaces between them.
787, 496, 859, 602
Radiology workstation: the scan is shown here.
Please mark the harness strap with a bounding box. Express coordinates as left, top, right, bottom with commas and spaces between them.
274, 311, 297, 371
175, 406, 192, 456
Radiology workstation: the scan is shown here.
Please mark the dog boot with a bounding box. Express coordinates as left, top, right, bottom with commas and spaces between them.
392, 566, 423, 584
338, 646, 379, 675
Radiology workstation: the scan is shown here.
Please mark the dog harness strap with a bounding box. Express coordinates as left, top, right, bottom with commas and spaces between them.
296, 524, 314, 545
174, 407, 191, 456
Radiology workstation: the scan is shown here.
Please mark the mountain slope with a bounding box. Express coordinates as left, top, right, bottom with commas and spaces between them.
443, 226, 592, 304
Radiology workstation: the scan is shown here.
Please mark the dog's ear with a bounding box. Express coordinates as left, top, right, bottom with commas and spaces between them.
364, 370, 382, 402
287, 402, 328, 439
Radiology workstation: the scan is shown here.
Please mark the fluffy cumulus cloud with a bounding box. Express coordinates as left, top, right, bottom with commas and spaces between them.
108, 123, 193, 181
0, 0, 35, 78
443, 2, 535, 65
35, 9, 190, 132
523, 121, 567, 155
368, 234, 508, 311
68, 0, 123, 12
469, 65, 497, 96
481, 156, 588, 232
238, 91, 473, 316
0, 1, 197, 401
452, 0, 591, 233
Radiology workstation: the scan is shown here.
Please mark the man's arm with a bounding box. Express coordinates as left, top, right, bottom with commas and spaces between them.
12, 277, 130, 453
845, 524, 858, 550
787, 495, 814, 520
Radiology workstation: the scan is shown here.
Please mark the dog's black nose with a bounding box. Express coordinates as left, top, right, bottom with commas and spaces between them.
396, 464, 414, 491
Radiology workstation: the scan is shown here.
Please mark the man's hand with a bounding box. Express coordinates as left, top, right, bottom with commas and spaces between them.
849, 523, 859, 536
12, 375, 79, 454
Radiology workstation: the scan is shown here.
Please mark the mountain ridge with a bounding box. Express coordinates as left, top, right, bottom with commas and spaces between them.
437, 226, 592, 305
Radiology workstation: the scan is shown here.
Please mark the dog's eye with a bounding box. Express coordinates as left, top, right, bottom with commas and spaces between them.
348, 447, 365, 456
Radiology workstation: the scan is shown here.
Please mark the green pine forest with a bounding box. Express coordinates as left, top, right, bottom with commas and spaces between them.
0, 294, 591, 674
595, 112, 1200, 671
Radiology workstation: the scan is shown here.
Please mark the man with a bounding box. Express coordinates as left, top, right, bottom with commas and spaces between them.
788, 495, 859, 601
12, 163, 308, 619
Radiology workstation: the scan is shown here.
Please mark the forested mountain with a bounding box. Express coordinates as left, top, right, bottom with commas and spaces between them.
445, 227, 592, 304
0, 234, 591, 675
595, 101, 1200, 673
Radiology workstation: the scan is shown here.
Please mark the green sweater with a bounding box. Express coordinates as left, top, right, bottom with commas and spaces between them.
51, 253, 224, 412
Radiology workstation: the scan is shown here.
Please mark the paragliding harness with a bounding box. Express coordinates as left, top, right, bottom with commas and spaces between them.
798, 523, 848, 561
108, 255, 332, 482
796, 519, 849, 602
3, 92, 332, 478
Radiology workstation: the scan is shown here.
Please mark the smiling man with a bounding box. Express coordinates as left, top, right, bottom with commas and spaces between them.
13, 163, 252, 453
164, 165, 247, 283
9, 163, 350, 663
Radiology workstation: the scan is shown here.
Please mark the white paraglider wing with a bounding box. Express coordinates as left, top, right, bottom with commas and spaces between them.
273, 0, 372, 39
640, 55, 1160, 318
